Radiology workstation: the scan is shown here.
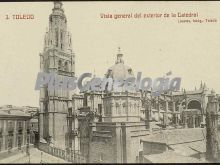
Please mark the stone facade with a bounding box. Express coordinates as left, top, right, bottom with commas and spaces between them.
89, 122, 149, 163
39, 2, 75, 149
102, 92, 142, 122
0, 106, 32, 155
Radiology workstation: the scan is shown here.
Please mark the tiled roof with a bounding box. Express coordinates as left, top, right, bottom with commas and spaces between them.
0, 109, 30, 117
169, 140, 206, 156
143, 151, 207, 163
142, 128, 206, 145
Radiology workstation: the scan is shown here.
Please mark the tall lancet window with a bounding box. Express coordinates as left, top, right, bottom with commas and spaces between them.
116, 103, 120, 114
69, 37, 71, 47
58, 60, 62, 70
60, 31, 63, 40
122, 102, 126, 114
55, 29, 59, 47
64, 61, 68, 71
60, 31, 63, 50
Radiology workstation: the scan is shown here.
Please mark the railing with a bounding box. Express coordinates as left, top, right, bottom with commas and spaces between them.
39, 143, 86, 163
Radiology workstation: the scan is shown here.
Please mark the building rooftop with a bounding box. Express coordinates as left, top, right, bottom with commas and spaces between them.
169, 140, 206, 156
143, 150, 207, 163
0, 105, 37, 117
142, 128, 207, 157
142, 128, 206, 145
0, 109, 30, 117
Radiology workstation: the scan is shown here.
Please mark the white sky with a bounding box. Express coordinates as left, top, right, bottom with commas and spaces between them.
0, 1, 220, 107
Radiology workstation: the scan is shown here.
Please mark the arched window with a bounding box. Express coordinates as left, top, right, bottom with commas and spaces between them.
129, 103, 132, 113
134, 104, 137, 114
55, 29, 59, 47
60, 31, 63, 40
58, 60, 62, 70
116, 103, 120, 114
187, 100, 202, 110
122, 102, 126, 114
60, 31, 63, 50
64, 61, 68, 71
118, 104, 121, 115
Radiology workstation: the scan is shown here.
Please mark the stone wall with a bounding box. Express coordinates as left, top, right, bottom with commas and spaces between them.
142, 141, 167, 155
88, 122, 150, 163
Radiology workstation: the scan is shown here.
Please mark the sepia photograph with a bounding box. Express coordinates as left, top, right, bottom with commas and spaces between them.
0, 1, 219, 163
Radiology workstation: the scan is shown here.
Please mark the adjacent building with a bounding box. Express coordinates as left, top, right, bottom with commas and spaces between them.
0, 105, 32, 156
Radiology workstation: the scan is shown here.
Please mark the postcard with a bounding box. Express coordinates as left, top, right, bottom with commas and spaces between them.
0, 1, 219, 163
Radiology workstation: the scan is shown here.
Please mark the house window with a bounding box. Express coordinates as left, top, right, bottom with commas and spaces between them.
18, 121, 22, 129
8, 121, 14, 133
18, 135, 22, 149
8, 134, 13, 150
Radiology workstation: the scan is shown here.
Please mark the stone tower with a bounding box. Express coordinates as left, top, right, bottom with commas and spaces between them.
206, 91, 220, 162
39, 1, 75, 149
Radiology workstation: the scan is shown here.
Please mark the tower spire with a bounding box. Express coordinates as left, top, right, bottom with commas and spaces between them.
53, 1, 63, 9
116, 47, 124, 64
118, 47, 121, 54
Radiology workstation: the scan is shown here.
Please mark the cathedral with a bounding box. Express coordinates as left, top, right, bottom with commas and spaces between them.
38, 2, 219, 163
39, 1, 75, 149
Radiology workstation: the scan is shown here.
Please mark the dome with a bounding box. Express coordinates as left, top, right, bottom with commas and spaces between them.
105, 48, 134, 80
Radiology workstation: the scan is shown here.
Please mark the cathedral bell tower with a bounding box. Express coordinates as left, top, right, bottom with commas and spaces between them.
39, 1, 75, 149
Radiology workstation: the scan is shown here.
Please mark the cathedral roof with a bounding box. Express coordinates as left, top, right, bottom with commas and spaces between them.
105, 47, 134, 80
